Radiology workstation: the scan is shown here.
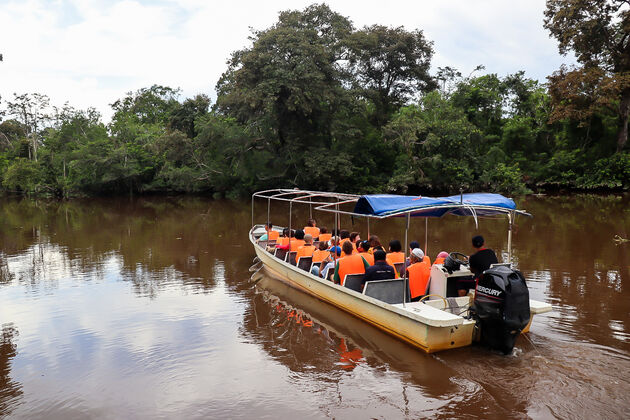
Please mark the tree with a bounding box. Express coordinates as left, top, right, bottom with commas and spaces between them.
6, 93, 51, 161
347, 25, 436, 127
544, 0, 630, 152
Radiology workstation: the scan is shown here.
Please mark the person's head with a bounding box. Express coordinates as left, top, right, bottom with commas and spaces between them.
304, 234, 313, 244
329, 236, 339, 246
409, 241, 420, 251
373, 249, 387, 262
265, 223, 273, 232
306, 218, 317, 227
330, 246, 342, 257
289, 229, 295, 238
318, 241, 328, 251
350, 232, 361, 243
320, 226, 328, 234
340, 230, 350, 240
410, 248, 424, 263
282, 228, 290, 237
369, 235, 381, 248
437, 251, 449, 259
357, 240, 369, 253
389, 239, 402, 253
342, 241, 353, 256
295, 229, 305, 240
472, 235, 484, 249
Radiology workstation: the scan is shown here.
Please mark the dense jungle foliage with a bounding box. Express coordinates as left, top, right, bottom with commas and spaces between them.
0, 2, 628, 198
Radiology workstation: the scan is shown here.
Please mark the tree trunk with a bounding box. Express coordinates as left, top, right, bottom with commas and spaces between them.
616, 88, 630, 153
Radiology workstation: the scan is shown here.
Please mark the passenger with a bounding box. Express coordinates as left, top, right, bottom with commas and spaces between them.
386, 239, 405, 265
339, 230, 351, 246
362, 250, 396, 289
332, 241, 370, 285
357, 240, 374, 265
257, 222, 274, 242
318, 227, 332, 243
312, 241, 330, 264
290, 229, 306, 252
400, 240, 429, 275
304, 219, 320, 239
276, 228, 291, 248
406, 248, 431, 301
317, 245, 342, 279
368, 235, 382, 253
433, 251, 449, 266
296, 234, 316, 260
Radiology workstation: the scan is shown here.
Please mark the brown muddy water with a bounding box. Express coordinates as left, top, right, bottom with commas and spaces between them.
0, 194, 628, 419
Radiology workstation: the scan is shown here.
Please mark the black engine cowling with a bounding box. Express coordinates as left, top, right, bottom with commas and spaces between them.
473, 265, 530, 354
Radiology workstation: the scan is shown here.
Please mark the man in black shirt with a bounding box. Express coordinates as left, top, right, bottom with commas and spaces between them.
457, 235, 498, 296
362, 250, 396, 289
469, 235, 498, 278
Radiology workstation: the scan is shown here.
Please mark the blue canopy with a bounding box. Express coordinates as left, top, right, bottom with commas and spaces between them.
353, 193, 518, 218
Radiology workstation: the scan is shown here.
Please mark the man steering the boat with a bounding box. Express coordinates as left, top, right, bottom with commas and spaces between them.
464, 235, 498, 295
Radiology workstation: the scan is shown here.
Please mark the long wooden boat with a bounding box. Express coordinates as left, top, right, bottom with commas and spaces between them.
250, 189, 552, 353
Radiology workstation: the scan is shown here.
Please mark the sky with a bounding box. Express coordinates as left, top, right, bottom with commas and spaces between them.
0, 0, 574, 122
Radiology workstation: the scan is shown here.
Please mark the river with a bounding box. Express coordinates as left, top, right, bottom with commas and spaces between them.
0, 194, 628, 419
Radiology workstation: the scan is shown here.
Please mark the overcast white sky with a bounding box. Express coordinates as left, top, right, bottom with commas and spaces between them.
0, 0, 573, 121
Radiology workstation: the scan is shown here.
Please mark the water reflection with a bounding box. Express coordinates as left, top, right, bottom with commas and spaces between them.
0, 324, 22, 417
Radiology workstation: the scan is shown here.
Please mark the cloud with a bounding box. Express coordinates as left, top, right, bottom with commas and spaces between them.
0, 0, 572, 122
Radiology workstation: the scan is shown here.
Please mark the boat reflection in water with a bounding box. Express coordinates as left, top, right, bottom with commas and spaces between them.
248, 270, 460, 393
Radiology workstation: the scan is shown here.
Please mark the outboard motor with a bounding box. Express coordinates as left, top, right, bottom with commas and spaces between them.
473, 265, 530, 354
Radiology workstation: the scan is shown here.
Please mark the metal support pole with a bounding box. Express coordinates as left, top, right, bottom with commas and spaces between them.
507, 212, 513, 264
424, 218, 428, 257
251, 195, 255, 227
309, 197, 312, 219
289, 201, 293, 254
403, 213, 410, 307
267, 198, 270, 227
367, 218, 370, 239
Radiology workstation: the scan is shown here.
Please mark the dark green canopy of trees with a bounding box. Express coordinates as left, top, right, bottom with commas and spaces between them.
0, 3, 627, 198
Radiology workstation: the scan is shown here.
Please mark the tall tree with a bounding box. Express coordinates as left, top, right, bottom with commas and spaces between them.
347, 25, 436, 127
544, 0, 630, 152
6, 93, 51, 161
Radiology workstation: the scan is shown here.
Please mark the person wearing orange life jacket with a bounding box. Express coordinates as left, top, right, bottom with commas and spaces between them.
304, 218, 320, 239
318, 226, 331, 243
257, 222, 274, 242
400, 241, 431, 276
338, 230, 351, 247
406, 248, 431, 301
357, 240, 374, 265
349, 232, 361, 253
276, 228, 292, 248
289, 229, 306, 252
296, 234, 316, 261
386, 239, 405, 265
433, 251, 449, 266
333, 241, 370, 285
311, 241, 330, 264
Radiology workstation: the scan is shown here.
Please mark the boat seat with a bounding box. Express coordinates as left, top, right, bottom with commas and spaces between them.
393, 262, 404, 276
287, 251, 297, 265
267, 240, 277, 247
343, 274, 364, 292
363, 279, 411, 304
257, 240, 268, 249
312, 241, 320, 248
275, 248, 288, 261
297, 256, 312, 271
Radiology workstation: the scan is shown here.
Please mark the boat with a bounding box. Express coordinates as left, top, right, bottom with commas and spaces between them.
249, 189, 552, 353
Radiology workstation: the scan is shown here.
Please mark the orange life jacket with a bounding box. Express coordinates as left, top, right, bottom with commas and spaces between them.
336, 254, 368, 285
268, 230, 280, 241
289, 239, 305, 252
359, 252, 374, 265
408, 261, 431, 298
386, 252, 405, 265
304, 226, 320, 238
318, 233, 332, 242
278, 237, 289, 246
296, 244, 316, 260
312, 249, 330, 263
433, 257, 445, 265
